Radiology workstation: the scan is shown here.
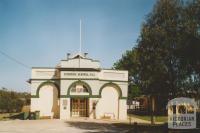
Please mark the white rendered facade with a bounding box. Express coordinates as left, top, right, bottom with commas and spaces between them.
30, 53, 128, 120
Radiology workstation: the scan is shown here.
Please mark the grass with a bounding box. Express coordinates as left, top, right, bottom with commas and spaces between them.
0, 113, 21, 121
128, 114, 168, 123
1, 113, 168, 122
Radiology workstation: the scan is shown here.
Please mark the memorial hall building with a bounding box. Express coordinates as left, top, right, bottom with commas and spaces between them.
30, 53, 128, 120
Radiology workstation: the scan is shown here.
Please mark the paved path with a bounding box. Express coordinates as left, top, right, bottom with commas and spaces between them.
1, 119, 197, 133
0, 119, 134, 133
126, 116, 150, 124
68, 117, 150, 124
0, 118, 166, 133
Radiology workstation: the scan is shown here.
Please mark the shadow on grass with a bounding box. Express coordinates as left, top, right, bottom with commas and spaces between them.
3, 113, 24, 120
66, 121, 200, 133
66, 121, 131, 133
66, 121, 168, 133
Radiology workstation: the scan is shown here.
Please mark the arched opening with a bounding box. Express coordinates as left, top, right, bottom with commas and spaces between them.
38, 84, 59, 118
67, 80, 92, 96
68, 81, 91, 117
96, 83, 121, 119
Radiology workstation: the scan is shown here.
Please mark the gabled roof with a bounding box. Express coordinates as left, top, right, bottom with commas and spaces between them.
71, 53, 85, 59
60, 52, 101, 69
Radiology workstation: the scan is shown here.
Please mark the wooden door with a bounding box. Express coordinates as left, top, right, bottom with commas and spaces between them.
71, 98, 88, 117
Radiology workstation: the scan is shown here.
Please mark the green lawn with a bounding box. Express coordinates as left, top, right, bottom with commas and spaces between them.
1, 113, 168, 123
0, 113, 20, 120
128, 114, 168, 123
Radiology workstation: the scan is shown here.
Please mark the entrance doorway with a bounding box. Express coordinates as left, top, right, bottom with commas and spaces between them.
71, 98, 89, 117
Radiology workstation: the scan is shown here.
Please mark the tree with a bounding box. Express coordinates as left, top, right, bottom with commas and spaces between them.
0, 87, 31, 113
114, 0, 200, 124
113, 49, 141, 99
138, 0, 200, 124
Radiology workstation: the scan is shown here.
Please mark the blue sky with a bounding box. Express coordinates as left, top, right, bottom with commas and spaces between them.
0, 0, 156, 92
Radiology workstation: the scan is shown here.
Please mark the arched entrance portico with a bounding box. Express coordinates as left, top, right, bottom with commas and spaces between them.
68, 81, 91, 117
96, 83, 122, 119
37, 82, 60, 118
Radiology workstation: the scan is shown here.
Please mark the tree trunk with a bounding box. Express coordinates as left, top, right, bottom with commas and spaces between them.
150, 95, 155, 125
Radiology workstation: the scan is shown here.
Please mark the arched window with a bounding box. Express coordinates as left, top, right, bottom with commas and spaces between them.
70, 84, 89, 93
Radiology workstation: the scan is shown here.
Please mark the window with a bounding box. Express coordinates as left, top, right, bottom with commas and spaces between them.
187, 105, 194, 114
172, 105, 176, 114
70, 84, 89, 93
178, 105, 186, 114
71, 86, 76, 92
83, 85, 89, 92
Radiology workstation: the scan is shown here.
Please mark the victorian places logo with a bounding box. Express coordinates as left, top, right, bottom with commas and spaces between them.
167, 97, 197, 129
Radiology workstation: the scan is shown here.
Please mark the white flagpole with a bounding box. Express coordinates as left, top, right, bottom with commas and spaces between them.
79, 19, 82, 54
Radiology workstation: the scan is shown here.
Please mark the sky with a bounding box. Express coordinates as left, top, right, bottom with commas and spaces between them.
0, 0, 156, 92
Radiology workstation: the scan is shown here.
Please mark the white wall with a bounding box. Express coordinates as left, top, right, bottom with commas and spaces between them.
89, 98, 99, 119
60, 98, 70, 120
31, 57, 128, 120
119, 99, 127, 120
96, 86, 119, 119
31, 68, 58, 79
31, 84, 59, 118
99, 70, 128, 81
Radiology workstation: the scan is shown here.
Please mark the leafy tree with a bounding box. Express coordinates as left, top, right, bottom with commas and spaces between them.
113, 49, 141, 99
0, 87, 30, 113
114, 0, 200, 124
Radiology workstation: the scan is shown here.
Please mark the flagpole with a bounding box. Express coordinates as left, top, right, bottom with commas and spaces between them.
79, 19, 82, 54
79, 19, 82, 68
